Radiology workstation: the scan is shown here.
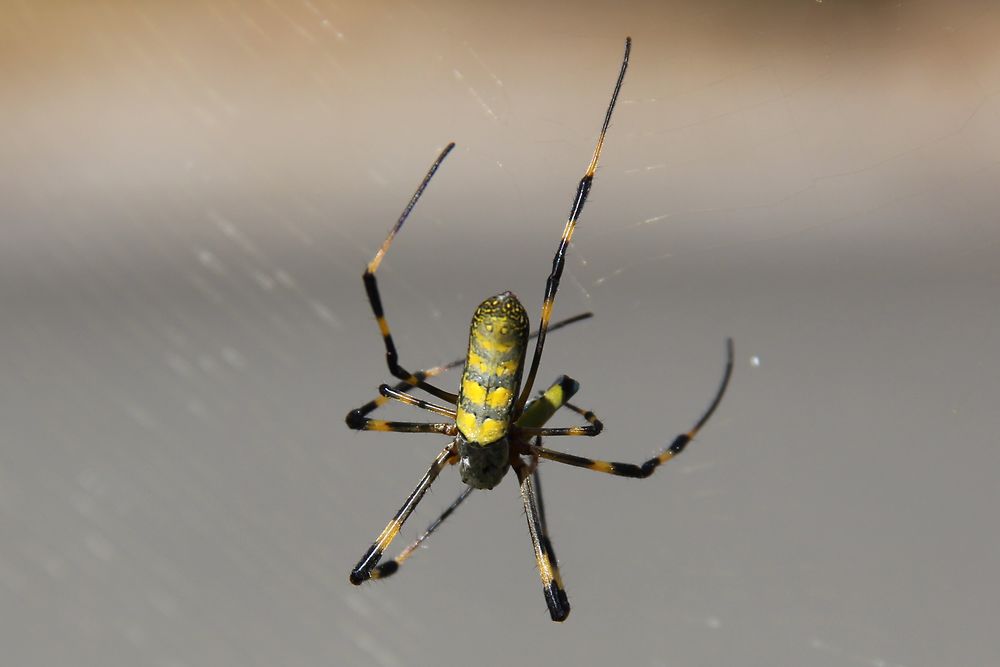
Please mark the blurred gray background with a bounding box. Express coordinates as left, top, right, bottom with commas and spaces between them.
2, 1, 998, 665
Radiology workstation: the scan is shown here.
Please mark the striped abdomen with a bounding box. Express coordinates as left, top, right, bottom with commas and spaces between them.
456, 291, 529, 443
455, 291, 528, 489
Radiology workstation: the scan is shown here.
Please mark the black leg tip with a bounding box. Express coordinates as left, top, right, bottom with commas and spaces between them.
349, 570, 366, 585
545, 585, 571, 622
346, 410, 364, 430
374, 561, 399, 579
548, 599, 570, 622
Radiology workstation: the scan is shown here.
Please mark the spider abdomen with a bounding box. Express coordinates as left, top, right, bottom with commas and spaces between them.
454, 292, 529, 447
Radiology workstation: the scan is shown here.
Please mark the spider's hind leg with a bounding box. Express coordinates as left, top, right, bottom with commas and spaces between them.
370, 485, 474, 580
350, 444, 458, 584
515, 454, 570, 622
533, 338, 734, 478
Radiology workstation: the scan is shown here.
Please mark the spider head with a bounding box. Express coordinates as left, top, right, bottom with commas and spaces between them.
456, 435, 510, 490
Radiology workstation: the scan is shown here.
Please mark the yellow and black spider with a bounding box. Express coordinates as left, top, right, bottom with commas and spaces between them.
346, 38, 733, 622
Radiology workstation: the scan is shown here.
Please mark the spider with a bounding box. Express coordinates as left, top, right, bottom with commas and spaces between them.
346, 37, 733, 622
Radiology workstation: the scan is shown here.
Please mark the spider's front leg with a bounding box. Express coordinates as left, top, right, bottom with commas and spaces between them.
362, 143, 458, 404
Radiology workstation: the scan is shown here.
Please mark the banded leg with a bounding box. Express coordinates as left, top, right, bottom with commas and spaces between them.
346, 363, 460, 429
344, 413, 457, 435
370, 485, 474, 580
531, 462, 561, 608
534, 338, 734, 478
516, 401, 604, 437
515, 456, 570, 622
515, 375, 580, 429
363, 142, 459, 403
347, 312, 594, 425
514, 377, 581, 623
378, 385, 457, 419
516, 37, 631, 414
350, 444, 457, 584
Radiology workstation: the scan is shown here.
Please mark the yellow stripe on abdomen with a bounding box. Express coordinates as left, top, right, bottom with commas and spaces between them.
455, 292, 529, 445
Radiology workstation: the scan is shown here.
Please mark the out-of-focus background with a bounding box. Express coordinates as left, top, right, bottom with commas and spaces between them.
3, 2, 998, 665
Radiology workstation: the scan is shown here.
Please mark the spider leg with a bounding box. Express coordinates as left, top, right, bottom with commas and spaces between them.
516, 401, 603, 437
515, 454, 570, 622
516, 375, 580, 428
379, 385, 457, 419
346, 358, 463, 430
513, 379, 581, 622
345, 414, 457, 435
533, 338, 734, 478
371, 485, 474, 579
363, 142, 459, 404
530, 458, 563, 608
345, 383, 459, 433
515, 38, 631, 414
350, 444, 458, 584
